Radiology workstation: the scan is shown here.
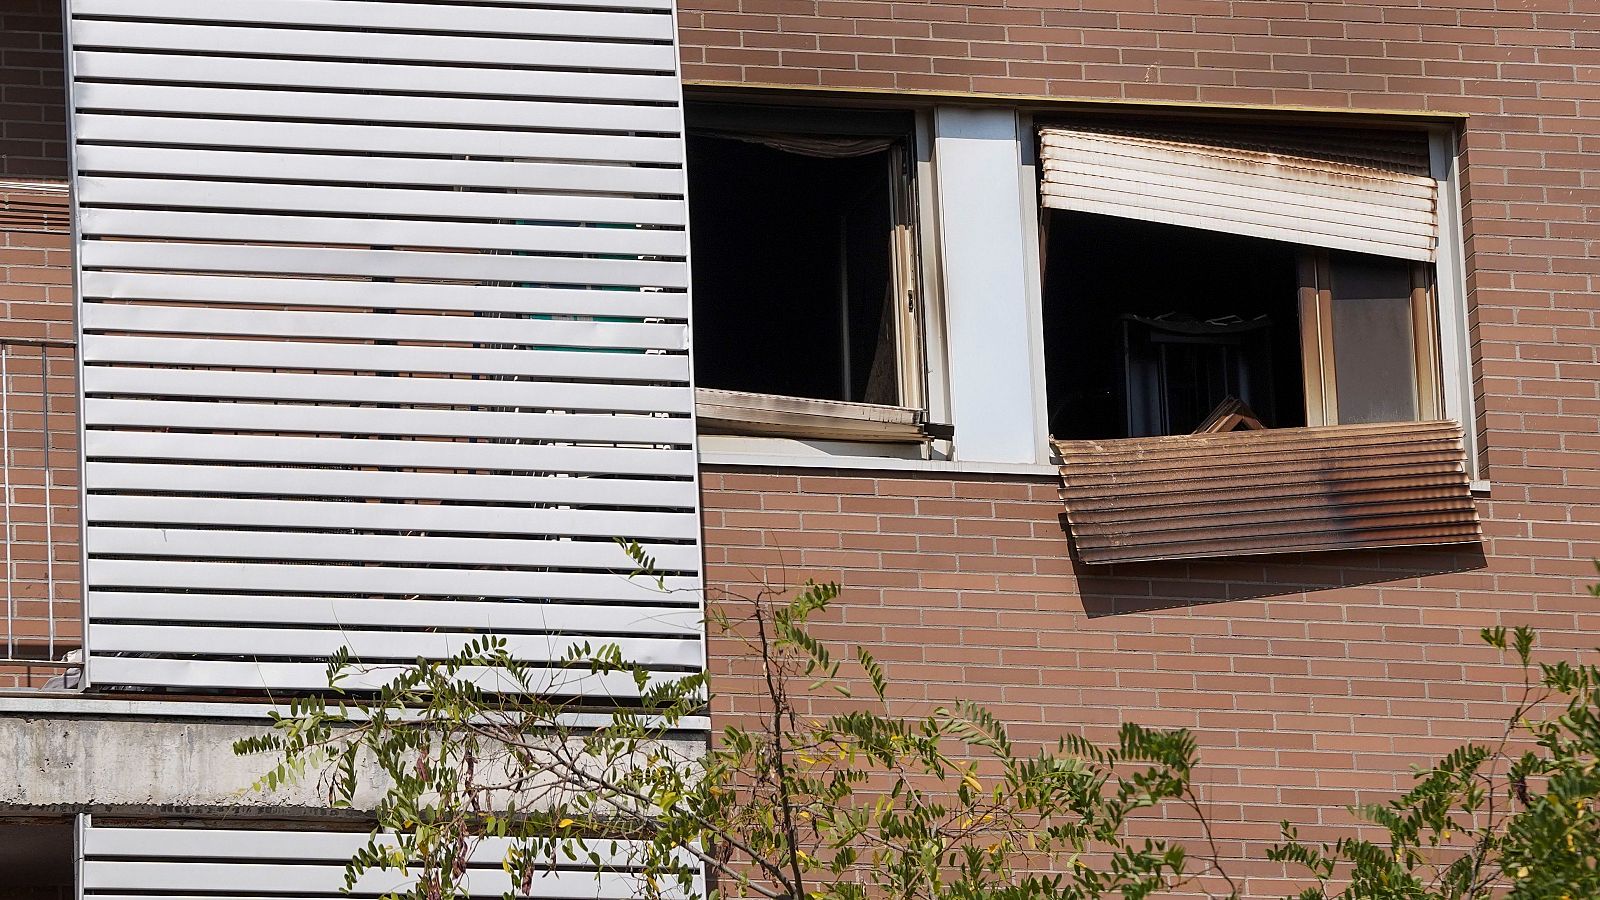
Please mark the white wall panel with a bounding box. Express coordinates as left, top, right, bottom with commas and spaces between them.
80, 821, 704, 897
68, 0, 702, 695
933, 107, 1047, 465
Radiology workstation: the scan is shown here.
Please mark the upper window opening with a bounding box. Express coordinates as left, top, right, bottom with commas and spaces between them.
1039, 120, 1444, 442
685, 104, 926, 441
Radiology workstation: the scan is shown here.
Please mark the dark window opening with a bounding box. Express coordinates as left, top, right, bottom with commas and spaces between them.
0, 822, 74, 900
687, 132, 909, 407
1043, 212, 1307, 440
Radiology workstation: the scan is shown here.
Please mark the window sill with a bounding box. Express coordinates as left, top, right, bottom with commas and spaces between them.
695, 388, 932, 443
697, 434, 1054, 476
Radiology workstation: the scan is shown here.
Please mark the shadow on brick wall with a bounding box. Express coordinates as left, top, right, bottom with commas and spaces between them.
1071, 524, 1489, 617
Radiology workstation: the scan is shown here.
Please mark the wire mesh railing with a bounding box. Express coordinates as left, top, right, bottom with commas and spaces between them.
1, 336, 80, 690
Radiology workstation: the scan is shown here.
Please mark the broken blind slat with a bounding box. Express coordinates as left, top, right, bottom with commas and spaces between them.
67, 0, 702, 694
79, 821, 704, 899
1037, 123, 1439, 262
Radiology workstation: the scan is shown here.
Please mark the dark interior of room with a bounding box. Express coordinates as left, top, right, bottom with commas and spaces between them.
0, 821, 73, 899
686, 134, 898, 405
1042, 211, 1308, 440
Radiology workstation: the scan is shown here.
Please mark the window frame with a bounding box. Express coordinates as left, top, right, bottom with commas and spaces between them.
1031, 117, 1481, 484
683, 101, 932, 443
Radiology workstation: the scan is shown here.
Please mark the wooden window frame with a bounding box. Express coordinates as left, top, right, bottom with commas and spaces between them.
1296, 248, 1444, 428
685, 103, 929, 442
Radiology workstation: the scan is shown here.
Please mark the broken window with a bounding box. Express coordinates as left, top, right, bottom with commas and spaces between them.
1039, 120, 1445, 441
1039, 119, 1480, 563
685, 104, 925, 441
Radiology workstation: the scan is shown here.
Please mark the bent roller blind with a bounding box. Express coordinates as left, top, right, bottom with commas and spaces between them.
66, 0, 702, 693
80, 820, 704, 898
1037, 121, 1439, 261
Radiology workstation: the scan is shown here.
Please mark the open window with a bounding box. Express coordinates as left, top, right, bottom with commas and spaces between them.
685, 104, 928, 442
1039, 119, 1480, 563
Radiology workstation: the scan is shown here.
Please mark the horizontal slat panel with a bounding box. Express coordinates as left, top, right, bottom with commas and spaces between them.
83, 303, 686, 350
83, 656, 669, 695
89, 623, 698, 666
75, 82, 682, 133
1054, 422, 1480, 564
86, 559, 698, 600
80, 241, 687, 289
71, 20, 677, 71
82, 208, 683, 258
85, 399, 691, 445
75, 145, 685, 195
89, 593, 702, 632
72, 0, 676, 40
70, 0, 704, 696
84, 368, 694, 414
86, 495, 699, 540
79, 178, 688, 228
80, 271, 687, 318
75, 51, 679, 104
88, 527, 698, 570
86, 462, 696, 507
80, 825, 703, 900
1038, 126, 1437, 262
81, 336, 690, 382
82, 827, 681, 867
84, 432, 697, 480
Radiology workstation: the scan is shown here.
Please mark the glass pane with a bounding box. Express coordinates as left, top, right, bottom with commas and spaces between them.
1329, 252, 1418, 424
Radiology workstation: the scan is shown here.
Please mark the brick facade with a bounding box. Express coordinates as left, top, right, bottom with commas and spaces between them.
0, 0, 78, 688
682, 3, 1600, 892
0, 0, 1594, 890
700, 469, 1596, 894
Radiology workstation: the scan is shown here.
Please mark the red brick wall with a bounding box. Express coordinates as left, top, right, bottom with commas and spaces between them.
0, 0, 78, 689
682, 7, 1600, 892
700, 471, 1596, 895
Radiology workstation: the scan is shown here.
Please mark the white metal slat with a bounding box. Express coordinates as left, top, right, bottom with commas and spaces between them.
71, 0, 676, 40
89, 623, 700, 666
75, 114, 684, 165
87, 527, 700, 571
75, 145, 687, 195
83, 432, 699, 479
80, 271, 689, 319
71, 20, 678, 71
74, 82, 684, 137
80, 336, 691, 383
85, 461, 697, 507
79, 241, 688, 289
84, 399, 694, 445
85, 559, 699, 601
89, 593, 704, 632
81, 826, 682, 867
84, 656, 674, 695
85, 495, 700, 540
86, 496, 697, 542
83, 368, 694, 414
74, 51, 681, 103
82, 303, 686, 350
80, 208, 685, 258
78, 178, 689, 228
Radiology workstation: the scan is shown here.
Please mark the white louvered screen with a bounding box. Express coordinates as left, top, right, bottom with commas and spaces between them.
66, 0, 702, 693
80, 820, 704, 899
1038, 122, 1439, 261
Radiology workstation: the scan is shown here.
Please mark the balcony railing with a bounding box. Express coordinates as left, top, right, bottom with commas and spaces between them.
1, 337, 79, 690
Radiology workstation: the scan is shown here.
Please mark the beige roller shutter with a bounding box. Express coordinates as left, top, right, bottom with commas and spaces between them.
1038, 121, 1438, 261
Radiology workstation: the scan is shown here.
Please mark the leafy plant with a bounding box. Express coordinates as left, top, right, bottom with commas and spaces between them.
236, 543, 1230, 900
1270, 613, 1600, 900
